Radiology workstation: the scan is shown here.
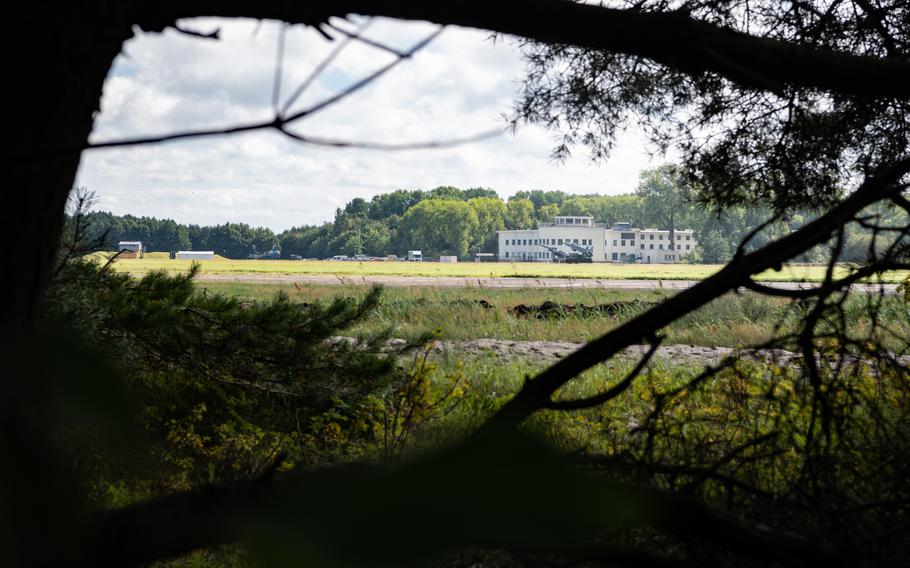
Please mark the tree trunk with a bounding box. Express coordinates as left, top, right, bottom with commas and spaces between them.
4, 6, 131, 331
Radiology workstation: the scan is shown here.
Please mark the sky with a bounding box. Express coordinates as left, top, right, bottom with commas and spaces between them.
76, 17, 661, 231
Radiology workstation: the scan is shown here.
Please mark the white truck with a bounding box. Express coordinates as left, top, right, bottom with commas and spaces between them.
407, 250, 422, 262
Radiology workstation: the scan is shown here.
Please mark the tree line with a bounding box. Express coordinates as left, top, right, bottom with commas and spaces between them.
85, 167, 898, 263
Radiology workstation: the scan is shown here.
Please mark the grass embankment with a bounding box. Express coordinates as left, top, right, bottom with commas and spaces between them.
198, 281, 910, 350
104, 256, 910, 283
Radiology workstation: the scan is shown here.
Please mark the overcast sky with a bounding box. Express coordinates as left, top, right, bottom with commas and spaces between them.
76, 17, 660, 231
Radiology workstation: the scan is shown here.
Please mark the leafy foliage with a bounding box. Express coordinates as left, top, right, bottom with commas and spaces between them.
514, 1, 910, 213
39, 250, 413, 500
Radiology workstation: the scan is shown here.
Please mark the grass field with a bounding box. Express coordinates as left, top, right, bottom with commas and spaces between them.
196, 281, 910, 349
103, 256, 910, 283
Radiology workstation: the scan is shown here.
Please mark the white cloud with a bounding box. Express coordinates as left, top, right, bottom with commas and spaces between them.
76, 17, 664, 231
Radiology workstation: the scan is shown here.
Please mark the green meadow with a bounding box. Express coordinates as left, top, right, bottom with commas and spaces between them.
103, 256, 910, 283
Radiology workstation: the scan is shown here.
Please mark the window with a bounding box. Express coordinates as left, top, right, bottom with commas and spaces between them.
659, 234, 664, 240
620, 232, 635, 240
649, 234, 654, 240
686, 235, 691, 240
641, 244, 645, 249
505, 239, 510, 245
612, 252, 618, 260
505, 252, 509, 258
558, 239, 563, 245
523, 239, 528, 245
686, 245, 690, 250
659, 245, 664, 249
573, 239, 579, 244
613, 240, 617, 246
649, 244, 654, 249
621, 240, 625, 247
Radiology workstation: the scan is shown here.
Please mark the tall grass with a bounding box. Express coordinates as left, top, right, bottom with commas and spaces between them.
194, 282, 910, 350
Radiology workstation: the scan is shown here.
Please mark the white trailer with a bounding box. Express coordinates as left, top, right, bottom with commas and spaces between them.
176, 251, 215, 260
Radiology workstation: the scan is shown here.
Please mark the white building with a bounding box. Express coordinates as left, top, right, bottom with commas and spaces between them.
116, 241, 143, 259
497, 216, 697, 263
176, 251, 215, 260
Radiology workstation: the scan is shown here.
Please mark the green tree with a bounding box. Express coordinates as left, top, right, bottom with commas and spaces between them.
512, 190, 569, 210
636, 165, 689, 258
559, 196, 594, 217
506, 198, 535, 229
468, 197, 507, 252
368, 190, 426, 220
538, 203, 560, 223
399, 199, 479, 257
695, 229, 727, 263
343, 197, 370, 218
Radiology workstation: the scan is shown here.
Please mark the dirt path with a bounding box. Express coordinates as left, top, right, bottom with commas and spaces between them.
384, 338, 806, 366
189, 273, 898, 294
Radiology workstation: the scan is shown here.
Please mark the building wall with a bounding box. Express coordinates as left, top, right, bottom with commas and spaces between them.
498, 226, 697, 263
497, 229, 540, 261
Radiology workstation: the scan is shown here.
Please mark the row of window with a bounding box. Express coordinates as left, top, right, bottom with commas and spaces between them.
504, 238, 593, 246
504, 239, 693, 252
505, 234, 693, 247
633, 233, 692, 241
640, 244, 691, 251
504, 251, 551, 259
608, 252, 678, 261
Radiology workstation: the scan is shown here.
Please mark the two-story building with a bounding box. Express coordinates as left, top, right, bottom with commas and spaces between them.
497, 217, 696, 263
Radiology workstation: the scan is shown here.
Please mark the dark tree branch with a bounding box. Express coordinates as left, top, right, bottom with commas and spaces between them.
281, 19, 372, 114
173, 23, 221, 40
91, 442, 843, 567
742, 260, 910, 298
26, 25, 445, 158
322, 20, 409, 57
277, 125, 504, 150
544, 335, 663, 410
142, 0, 910, 98
478, 158, 910, 434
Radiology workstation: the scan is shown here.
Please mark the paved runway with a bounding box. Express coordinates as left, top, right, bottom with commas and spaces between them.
190, 273, 899, 294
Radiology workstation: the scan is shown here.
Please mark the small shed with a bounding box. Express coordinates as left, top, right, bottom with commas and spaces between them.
176, 251, 215, 260
439, 255, 458, 263
117, 241, 143, 259
474, 253, 496, 262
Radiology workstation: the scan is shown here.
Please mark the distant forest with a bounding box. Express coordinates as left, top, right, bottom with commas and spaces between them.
83, 182, 893, 263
